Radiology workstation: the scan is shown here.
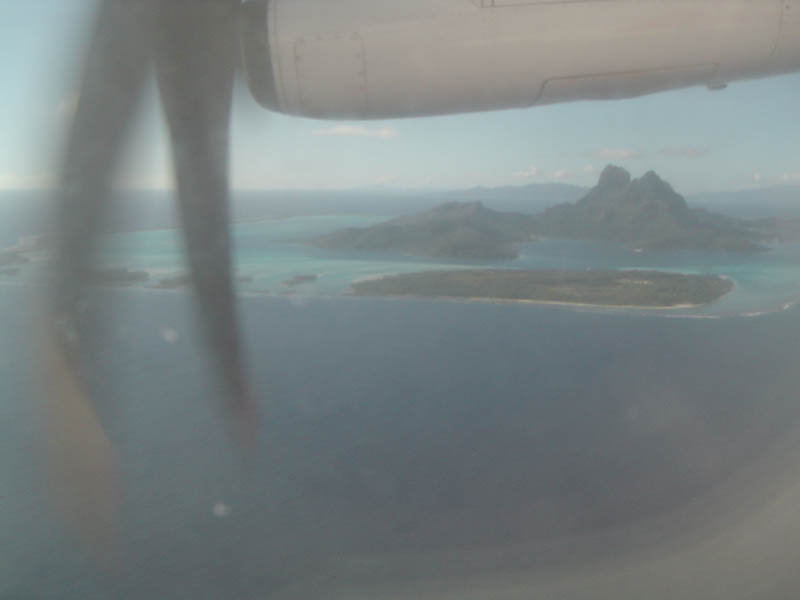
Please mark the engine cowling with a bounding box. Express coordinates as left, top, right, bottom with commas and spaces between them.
241, 0, 800, 119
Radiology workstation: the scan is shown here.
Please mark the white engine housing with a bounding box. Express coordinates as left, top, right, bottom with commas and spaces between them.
240, 0, 800, 119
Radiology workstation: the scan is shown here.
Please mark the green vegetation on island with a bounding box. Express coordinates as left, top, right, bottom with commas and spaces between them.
90, 268, 149, 285
154, 273, 254, 289
281, 274, 318, 286
154, 274, 192, 289
350, 269, 733, 308
309, 201, 537, 260
0, 249, 29, 267
308, 165, 767, 259
154, 273, 254, 290
532, 165, 767, 253
747, 216, 800, 243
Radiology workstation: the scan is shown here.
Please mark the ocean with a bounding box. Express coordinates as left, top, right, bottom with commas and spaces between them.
5, 205, 800, 598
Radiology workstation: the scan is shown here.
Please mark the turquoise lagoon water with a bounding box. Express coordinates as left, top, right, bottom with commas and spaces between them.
8, 213, 800, 598
11, 213, 800, 317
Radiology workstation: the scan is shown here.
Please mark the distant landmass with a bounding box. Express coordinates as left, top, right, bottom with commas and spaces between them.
746, 216, 800, 243
351, 269, 733, 308
531, 165, 766, 253
437, 182, 587, 214
90, 268, 149, 286
153, 273, 254, 290
1, 179, 796, 249
281, 274, 318, 286
309, 201, 537, 260
307, 166, 768, 259
690, 185, 800, 219
0, 249, 29, 267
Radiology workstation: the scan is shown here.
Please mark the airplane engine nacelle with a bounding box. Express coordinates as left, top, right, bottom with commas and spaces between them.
240, 0, 800, 119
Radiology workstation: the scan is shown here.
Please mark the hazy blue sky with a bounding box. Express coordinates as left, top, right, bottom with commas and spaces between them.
3, 1, 800, 194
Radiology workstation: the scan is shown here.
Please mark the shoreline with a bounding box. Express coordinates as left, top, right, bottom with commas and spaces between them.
2, 276, 796, 320
347, 269, 736, 312
0, 275, 708, 312
347, 291, 704, 311
0, 259, 738, 312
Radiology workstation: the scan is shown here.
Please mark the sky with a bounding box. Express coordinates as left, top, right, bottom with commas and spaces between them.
2, 1, 800, 195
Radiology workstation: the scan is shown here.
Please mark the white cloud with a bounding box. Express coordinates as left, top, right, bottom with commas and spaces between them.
590, 148, 643, 160
56, 92, 79, 119
514, 166, 570, 180
373, 175, 398, 186
312, 125, 398, 139
0, 172, 55, 189
583, 165, 595, 174
780, 172, 800, 184
753, 172, 763, 183
658, 146, 709, 159
513, 166, 539, 178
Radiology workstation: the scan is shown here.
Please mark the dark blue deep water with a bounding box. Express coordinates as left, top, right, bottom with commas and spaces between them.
3, 284, 800, 598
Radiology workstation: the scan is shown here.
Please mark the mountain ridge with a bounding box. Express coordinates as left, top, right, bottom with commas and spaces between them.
310, 200, 535, 260
306, 165, 768, 259
531, 165, 766, 252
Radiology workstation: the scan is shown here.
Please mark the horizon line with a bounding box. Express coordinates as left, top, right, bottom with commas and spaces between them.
1, 182, 799, 196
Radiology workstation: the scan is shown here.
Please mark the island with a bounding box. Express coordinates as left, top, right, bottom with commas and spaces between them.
308, 201, 536, 260
281, 274, 318, 286
0, 249, 30, 267
306, 165, 766, 259
154, 274, 191, 289
155, 273, 254, 289
531, 165, 766, 253
350, 269, 733, 308
90, 268, 149, 286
